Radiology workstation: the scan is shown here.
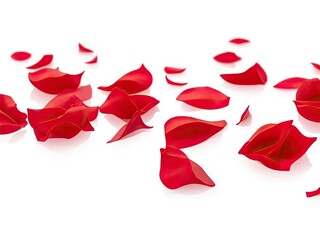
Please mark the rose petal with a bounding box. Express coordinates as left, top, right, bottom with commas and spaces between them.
220, 63, 267, 85
98, 64, 152, 94
0, 94, 27, 134
86, 56, 98, 64
107, 112, 152, 143
26, 54, 53, 69
165, 116, 227, 149
176, 86, 230, 110
28, 68, 83, 94
79, 43, 94, 53
311, 63, 320, 71
306, 187, 320, 198
229, 38, 250, 44
165, 76, 187, 86
239, 120, 317, 171
213, 52, 241, 63
273, 77, 312, 89
164, 67, 186, 74
160, 146, 215, 189
11, 51, 31, 61
236, 105, 250, 125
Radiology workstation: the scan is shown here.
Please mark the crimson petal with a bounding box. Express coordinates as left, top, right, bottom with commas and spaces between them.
306, 187, 320, 198
28, 68, 83, 94
26, 54, 53, 69
79, 43, 93, 53
160, 146, 215, 189
11, 51, 31, 61
274, 77, 312, 89
165, 76, 187, 86
0, 94, 27, 134
236, 105, 251, 125
107, 112, 152, 143
229, 38, 250, 44
98, 64, 152, 94
176, 86, 230, 110
213, 52, 241, 63
311, 63, 320, 71
220, 63, 267, 85
164, 66, 186, 74
165, 116, 227, 149
86, 56, 98, 64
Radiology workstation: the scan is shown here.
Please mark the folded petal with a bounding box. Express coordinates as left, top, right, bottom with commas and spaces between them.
26, 54, 53, 69
85, 56, 98, 64
164, 67, 186, 74
165, 76, 187, 86
79, 43, 94, 53
229, 38, 250, 44
160, 146, 215, 189
273, 77, 311, 89
236, 105, 250, 125
213, 52, 241, 63
11, 51, 31, 61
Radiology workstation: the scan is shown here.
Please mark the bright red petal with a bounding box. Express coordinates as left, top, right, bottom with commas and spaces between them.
0, 94, 27, 134
176, 86, 230, 110
311, 63, 320, 71
26, 54, 53, 69
164, 67, 186, 74
165, 116, 227, 149
28, 68, 83, 94
107, 112, 152, 143
79, 43, 94, 53
306, 187, 320, 198
236, 105, 250, 125
86, 56, 98, 64
165, 76, 187, 86
160, 146, 215, 189
274, 77, 311, 89
11, 51, 31, 61
229, 38, 250, 44
213, 52, 241, 63
98, 64, 152, 94
220, 63, 267, 85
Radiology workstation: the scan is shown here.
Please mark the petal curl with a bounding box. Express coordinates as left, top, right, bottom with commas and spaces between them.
164, 67, 186, 74
79, 43, 93, 53
213, 52, 241, 63
311, 63, 320, 71
274, 77, 312, 89
26, 54, 53, 69
86, 56, 98, 64
236, 105, 250, 125
165, 76, 187, 86
306, 187, 320, 198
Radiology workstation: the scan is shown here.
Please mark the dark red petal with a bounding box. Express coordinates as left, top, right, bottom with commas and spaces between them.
311, 62, 320, 71
107, 112, 152, 143
213, 52, 241, 63
229, 38, 250, 44
165, 76, 187, 86
98, 64, 152, 94
220, 63, 267, 85
28, 68, 83, 94
79, 43, 93, 53
165, 116, 227, 149
236, 105, 250, 125
176, 86, 230, 110
11, 51, 31, 61
164, 66, 186, 74
0, 94, 27, 134
160, 146, 215, 189
26, 54, 53, 69
85, 56, 98, 64
273, 77, 311, 89
306, 187, 320, 198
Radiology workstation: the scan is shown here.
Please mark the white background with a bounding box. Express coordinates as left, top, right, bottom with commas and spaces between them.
1, 0, 320, 239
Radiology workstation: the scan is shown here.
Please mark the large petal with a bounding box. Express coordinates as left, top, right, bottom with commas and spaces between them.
274, 77, 311, 89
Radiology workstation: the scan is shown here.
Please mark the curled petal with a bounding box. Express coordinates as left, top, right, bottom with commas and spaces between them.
229, 38, 250, 44
213, 52, 241, 63
273, 77, 312, 89
26, 54, 53, 69
236, 105, 250, 125
165, 76, 187, 86
165, 116, 227, 149
0, 94, 27, 134
311, 63, 320, 71
239, 120, 317, 171
160, 146, 215, 189
220, 63, 267, 85
306, 187, 320, 198
79, 43, 93, 53
11, 51, 31, 61
164, 66, 186, 74
176, 86, 230, 110
107, 112, 152, 143
28, 68, 83, 94
98, 64, 152, 94
86, 56, 98, 64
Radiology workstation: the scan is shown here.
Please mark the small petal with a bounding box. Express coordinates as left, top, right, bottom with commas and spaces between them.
164, 67, 186, 74
79, 43, 94, 53
274, 77, 311, 89
306, 187, 320, 198
26, 54, 53, 69
236, 105, 251, 125
311, 62, 320, 71
11, 51, 31, 61
165, 76, 187, 86
85, 56, 98, 64
213, 52, 241, 63
229, 38, 250, 44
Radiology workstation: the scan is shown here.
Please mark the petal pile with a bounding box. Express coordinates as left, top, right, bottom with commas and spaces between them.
11, 51, 31, 61
239, 120, 316, 171
213, 52, 241, 63
274, 77, 311, 89
27, 54, 53, 69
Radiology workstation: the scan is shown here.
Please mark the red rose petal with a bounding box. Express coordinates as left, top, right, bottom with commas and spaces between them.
107, 112, 152, 143
11, 51, 31, 61
28, 68, 83, 94
160, 146, 215, 189
79, 43, 94, 53
239, 120, 317, 171
311, 62, 320, 71
213, 52, 241, 63
273, 77, 311, 89
0, 94, 28, 134
306, 187, 320, 198
229, 38, 250, 44
165, 76, 187, 86
98, 64, 152, 94
165, 116, 227, 149
220, 63, 267, 85
164, 67, 186, 74
236, 105, 250, 125
86, 56, 98, 64
26, 54, 53, 69
176, 86, 230, 110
